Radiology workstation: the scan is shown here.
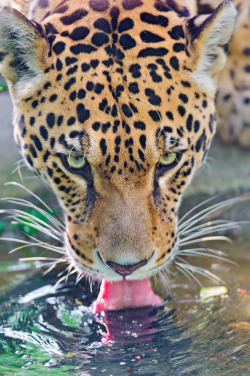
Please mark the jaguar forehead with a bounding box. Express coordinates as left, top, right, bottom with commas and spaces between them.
55, 129, 90, 154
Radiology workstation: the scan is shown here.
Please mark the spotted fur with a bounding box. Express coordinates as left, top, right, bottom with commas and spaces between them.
198, 0, 250, 147
0, 0, 240, 281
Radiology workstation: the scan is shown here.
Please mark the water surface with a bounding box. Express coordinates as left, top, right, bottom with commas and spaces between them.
0, 241, 249, 376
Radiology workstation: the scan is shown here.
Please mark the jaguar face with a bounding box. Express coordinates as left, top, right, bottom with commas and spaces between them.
0, 0, 237, 281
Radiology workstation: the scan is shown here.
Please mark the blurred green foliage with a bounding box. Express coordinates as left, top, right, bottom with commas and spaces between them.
0, 75, 8, 92
18, 208, 50, 235
0, 208, 50, 236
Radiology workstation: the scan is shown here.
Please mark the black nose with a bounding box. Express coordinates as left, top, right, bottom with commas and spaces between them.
105, 259, 148, 276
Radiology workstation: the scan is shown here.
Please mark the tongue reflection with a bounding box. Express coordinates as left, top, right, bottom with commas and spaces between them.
92, 278, 163, 313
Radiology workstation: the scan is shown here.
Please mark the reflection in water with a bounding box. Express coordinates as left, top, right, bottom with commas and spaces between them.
0, 264, 249, 376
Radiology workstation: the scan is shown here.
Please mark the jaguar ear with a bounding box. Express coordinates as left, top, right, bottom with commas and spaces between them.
0, 7, 49, 95
186, 0, 237, 91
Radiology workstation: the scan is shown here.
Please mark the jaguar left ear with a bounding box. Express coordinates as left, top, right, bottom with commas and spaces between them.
186, 0, 237, 91
0, 6, 49, 95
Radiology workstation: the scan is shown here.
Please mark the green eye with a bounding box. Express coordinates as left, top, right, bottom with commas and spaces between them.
159, 152, 177, 166
67, 155, 86, 169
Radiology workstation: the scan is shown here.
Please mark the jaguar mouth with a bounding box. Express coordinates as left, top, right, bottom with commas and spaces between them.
67, 246, 164, 312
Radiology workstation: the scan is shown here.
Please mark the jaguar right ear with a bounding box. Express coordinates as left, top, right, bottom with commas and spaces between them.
0, 6, 50, 96
186, 0, 237, 92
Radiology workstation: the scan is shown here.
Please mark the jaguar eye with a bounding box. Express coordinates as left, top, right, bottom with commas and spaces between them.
159, 152, 177, 166
67, 155, 86, 169
156, 151, 182, 178
58, 153, 92, 181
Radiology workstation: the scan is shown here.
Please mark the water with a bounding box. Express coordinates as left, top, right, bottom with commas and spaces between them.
0, 242, 249, 376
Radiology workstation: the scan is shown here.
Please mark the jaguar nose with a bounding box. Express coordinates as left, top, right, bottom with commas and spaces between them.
105, 259, 148, 276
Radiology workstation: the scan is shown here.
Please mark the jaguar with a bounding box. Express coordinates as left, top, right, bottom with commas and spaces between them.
0, 0, 248, 309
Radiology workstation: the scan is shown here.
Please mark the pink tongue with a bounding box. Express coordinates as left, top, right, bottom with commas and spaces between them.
92, 278, 163, 312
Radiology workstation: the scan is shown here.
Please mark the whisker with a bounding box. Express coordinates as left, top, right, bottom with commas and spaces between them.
176, 263, 203, 287
175, 256, 223, 284
2, 208, 63, 237
0, 236, 64, 256
43, 262, 62, 275
4, 182, 53, 213
11, 219, 61, 241
177, 246, 227, 257
152, 273, 157, 285
176, 265, 196, 286
179, 223, 237, 241
176, 248, 237, 265
76, 273, 84, 284
180, 220, 240, 236
179, 197, 248, 232
180, 236, 232, 246
55, 269, 77, 288
0, 206, 63, 239
25, 235, 64, 253
12, 159, 26, 182
159, 270, 171, 295
19, 256, 62, 262
1, 198, 64, 230
9, 242, 56, 254
179, 196, 218, 225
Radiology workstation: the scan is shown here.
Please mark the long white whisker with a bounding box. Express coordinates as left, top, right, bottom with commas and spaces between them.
39, 259, 67, 270
2, 208, 63, 237
1, 236, 64, 255
42, 262, 59, 275
179, 224, 237, 242
12, 159, 26, 182
76, 273, 84, 284
179, 196, 218, 225
159, 270, 171, 295
8, 242, 57, 254
177, 247, 227, 256
175, 256, 222, 284
189, 265, 222, 284
10, 218, 61, 241
180, 236, 232, 246
180, 220, 240, 236
176, 249, 237, 265
176, 265, 196, 285
25, 234, 64, 252
55, 269, 76, 288
4, 182, 53, 212
1, 198, 64, 230
176, 263, 203, 287
0, 203, 63, 234
19, 257, 62, 262
179, 197, 247, 232
176, 255, 222, 284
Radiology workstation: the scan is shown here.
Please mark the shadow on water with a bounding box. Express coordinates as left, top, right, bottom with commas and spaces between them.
0, 249, 249, 376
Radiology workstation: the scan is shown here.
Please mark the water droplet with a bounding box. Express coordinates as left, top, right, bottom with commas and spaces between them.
44, 359, 59, 367
89, 342, 102, 349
